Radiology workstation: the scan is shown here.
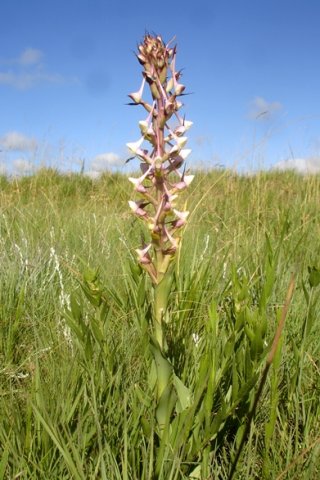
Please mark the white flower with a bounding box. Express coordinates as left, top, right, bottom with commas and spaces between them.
128, 200, 138, 212
128, 78, 146, 103
138, 120, 149, 134
183, 174, 194, 186
136, 244, 152, 264
179, 149, 192, 160
173, 209, 189, 221
183, 120, 193, 130
169, 137, 188, 155
126, 137, 144, 155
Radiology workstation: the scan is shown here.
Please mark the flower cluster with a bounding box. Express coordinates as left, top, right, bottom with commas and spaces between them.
127, 34, 194, 284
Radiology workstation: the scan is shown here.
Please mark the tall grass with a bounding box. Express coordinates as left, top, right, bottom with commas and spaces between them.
0, 168, 319, 478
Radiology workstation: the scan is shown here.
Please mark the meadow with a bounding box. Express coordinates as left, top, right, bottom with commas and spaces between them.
0, 168, 319, 479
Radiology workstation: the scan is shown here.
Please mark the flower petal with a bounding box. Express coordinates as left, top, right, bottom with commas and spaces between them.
126, 137, 144, 155
180, 149, 192, 160
128, 78, 146, 103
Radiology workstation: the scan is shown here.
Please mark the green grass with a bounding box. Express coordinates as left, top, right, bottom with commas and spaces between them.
0, 168, 320, 479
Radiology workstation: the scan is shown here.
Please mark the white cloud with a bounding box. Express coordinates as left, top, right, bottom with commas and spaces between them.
91, 152, 123, 171
13, 158, 34, 174
0, 71, 64, 90
0, 47, 78, 90
0, 131, 38, 152
18, 48, 43, 66
249, 96, 282, 120
273, 157, 320, 174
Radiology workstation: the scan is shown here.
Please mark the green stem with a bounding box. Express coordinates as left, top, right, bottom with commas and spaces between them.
153, 267, 174, 349
154, 281, 165, 349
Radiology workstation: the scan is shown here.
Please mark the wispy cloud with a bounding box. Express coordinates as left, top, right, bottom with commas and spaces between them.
18, 47, 44, 66
273, 156, 320, 174
0, 47, 44, 67
0, 131, 38, 152
0, 71, 64, 90
248, 96, 283, 120
0, 47, 77, 90
13, 158, 34, 174
91, 152, 123, 171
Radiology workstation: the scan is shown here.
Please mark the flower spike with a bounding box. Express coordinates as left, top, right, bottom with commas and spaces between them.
127, 34, 193, 287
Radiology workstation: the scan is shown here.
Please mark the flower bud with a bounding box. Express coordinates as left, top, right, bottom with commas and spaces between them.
128, 177, 148, 193
172, 209, 189, 228
166, 77, 174, 92
176, 136, 188, 148
136, 244, 152, 264
126, 137, 144, 155
138, 122, 156, 143
183, 120, 193, 130
175, 83, 185, 95
164, 226, 179, 249
128, 200, 148, 217
174, 125, 187, 136
154, 155, 163, 170
128, 78, 146, 104
173, 174, 194, 191
164, 100, 176, 117
179, 149, 192, 160
139, 120, 149, 134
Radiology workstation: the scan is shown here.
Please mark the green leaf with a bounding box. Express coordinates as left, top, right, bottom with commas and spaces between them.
149, 338, 173, 399
64, 311, 84, 342
232, 360, 239, 402
154, 265, 174, 320
308, 266, 320, 288
0, 444, 9, 479
141, 416, 152, 437
81, 283, 102, 307
189, 464, 202, 479
134, 384, 151, 408
302, 280, 310, 304
90, 317, 104, 344
208, 300, 218, 337
83, 267, 99, 284
80, 266, 106, 307
137, 276, 147, 307
32, 405, 84, 480
128, 258, 142, 284
235, 309, 245, 331
173, 374, 192, 413
156, 383, 176, 431
70, 294, 82, 321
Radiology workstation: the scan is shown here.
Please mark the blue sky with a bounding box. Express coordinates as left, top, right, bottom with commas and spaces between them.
1, 0, 320, 175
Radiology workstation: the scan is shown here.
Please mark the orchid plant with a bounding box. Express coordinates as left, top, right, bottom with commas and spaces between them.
60, 35, 294, 477
127, 34, 193, 350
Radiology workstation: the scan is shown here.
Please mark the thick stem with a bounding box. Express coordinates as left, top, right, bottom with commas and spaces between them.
152, 94, 169, 350
153, 264, 174, 350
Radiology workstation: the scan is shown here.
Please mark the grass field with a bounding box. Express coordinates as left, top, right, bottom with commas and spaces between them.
0, 168, 319, 479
